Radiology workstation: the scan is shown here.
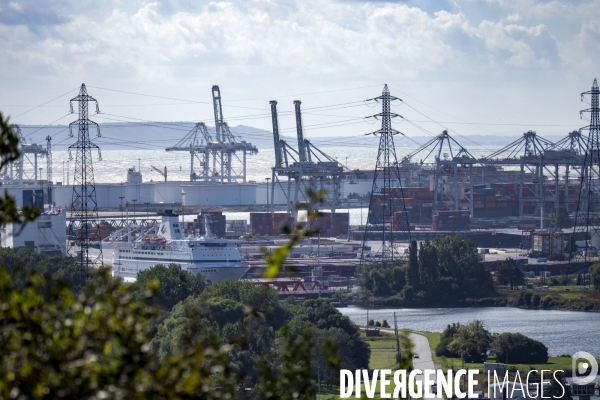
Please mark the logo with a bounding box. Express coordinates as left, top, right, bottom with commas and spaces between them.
572, 351, 598, 385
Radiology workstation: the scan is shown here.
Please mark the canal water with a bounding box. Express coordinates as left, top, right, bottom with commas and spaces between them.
339, 306, 600, 357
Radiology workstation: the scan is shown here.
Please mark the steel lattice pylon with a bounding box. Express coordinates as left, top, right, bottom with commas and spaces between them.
67, 83, 103, 272
361, 85, 411, 261
571, 78, 600, 267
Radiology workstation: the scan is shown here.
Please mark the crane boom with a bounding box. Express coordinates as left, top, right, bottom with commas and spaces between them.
294, 100, 307, 162
270, 100, 283, 169
151, 165, 167, 182
212, 85, 224, 142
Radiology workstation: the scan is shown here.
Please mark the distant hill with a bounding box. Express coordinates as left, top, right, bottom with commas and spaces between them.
14, 121, 574, 152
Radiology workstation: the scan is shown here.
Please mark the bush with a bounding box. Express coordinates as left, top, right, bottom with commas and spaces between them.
375, 321, 381, 327
531, 294, 541, 307
445, 321, 491, 363
542, 296, 554, 309
368, 319, 375, 326
491, 332, 548, 364
382, 319, 390, 328
522, 292, 533, 306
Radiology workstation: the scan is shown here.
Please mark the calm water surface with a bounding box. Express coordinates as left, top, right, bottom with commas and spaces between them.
339, 306, 600, 357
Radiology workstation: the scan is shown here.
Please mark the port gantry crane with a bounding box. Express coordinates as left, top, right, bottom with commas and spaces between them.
400, 130, 478, 216
165, 86, 258, 183
4, 124, 48, 186
479, 130, 585, 218
269, 99, 348, 218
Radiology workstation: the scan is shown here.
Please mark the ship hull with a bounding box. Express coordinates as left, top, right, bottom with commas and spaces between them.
113, 259, 249, 283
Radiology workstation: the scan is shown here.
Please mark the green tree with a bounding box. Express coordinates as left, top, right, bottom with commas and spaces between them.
131, 263, 205, 311
406, 239, 419, 288
294, 299, 370, 372
542, 295, 554, 308
0, 113, 40, 227
435, 323, 461, 357
491, 332, 548, 364
0, 266, 239, 399
418, 239, 438, 286
590, 262, 600, 290
531, 293, 541, 307
496, 258, 525, 289
358, 261, 405, 296
447, 320, 491, 363
554, 206, 572, 229
522, 291, 533, 306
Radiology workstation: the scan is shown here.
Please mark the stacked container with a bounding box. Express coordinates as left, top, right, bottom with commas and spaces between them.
432, 210, 471, 231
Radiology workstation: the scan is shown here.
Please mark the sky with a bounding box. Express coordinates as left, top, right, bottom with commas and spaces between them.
1, 0, 599, 147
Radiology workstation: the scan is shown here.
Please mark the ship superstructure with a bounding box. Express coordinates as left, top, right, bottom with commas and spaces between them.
112, 210, 249, 282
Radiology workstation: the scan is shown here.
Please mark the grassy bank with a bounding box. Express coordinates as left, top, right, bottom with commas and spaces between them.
346, 287, 600, 312
419, 331, 597, 374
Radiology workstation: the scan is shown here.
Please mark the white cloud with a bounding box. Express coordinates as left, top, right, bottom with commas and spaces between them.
0, 0, 596, 129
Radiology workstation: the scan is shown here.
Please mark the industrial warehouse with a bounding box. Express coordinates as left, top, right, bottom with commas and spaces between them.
1, 80, 600, 290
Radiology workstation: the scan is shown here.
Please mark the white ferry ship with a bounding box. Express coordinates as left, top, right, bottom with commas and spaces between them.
112, 210, 250, 282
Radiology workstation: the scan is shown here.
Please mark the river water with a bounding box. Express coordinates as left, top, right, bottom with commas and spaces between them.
339, 306, 600, 357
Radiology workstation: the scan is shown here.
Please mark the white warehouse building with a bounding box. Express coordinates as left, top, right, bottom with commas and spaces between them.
1, 208, 67, 256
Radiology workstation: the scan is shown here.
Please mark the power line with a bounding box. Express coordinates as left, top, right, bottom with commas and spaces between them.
10, 88, 79, 120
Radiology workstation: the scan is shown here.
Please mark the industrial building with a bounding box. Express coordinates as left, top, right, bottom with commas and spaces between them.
0, 208, 67, 256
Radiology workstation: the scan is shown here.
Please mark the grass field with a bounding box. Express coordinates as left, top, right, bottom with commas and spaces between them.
417, 330, 597, 374
316, 329, 597, 399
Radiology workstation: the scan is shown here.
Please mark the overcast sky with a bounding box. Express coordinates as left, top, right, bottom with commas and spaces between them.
1, 0, 599, 144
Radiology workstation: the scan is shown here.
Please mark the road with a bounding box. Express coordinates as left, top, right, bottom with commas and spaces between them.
364, 329, 437, 397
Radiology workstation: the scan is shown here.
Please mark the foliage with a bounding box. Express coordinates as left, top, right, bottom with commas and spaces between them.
406, 239, 419, 288
531, 293, 541, 307
418, 239, 438, 286
0, 113, 40, 228
257, 325, 316, 399
151, 280, 284, 380
442, 320, 491, 363
0, 247, 86, 290
0, 266, 239, 399
131, 263, 205, 311
358, 261, 405, 297
491, 332, 548, 364
554, 206, 572, 229
590, 262, 600, 291
435, 322, 461, 357
293, 299, 370, 373
361, 236, 495, 305
496, 258, 525, 289
542, 295, 554, 308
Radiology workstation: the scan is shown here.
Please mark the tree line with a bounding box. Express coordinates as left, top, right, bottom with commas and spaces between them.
0, 249, 370, 399
359, 236, 496, 304
435, 320, 548, 364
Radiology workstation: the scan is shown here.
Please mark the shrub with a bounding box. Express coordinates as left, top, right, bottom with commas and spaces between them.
491, 332, 548, 364
375, 321, 381, 327
542, 296, 554, 309
382, 319, 390, 328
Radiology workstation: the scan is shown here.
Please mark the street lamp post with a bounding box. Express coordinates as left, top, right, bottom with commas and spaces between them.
119, 196, 125, 222
181, 191, 186, 233
131, 199, 137, 224
265, 178, 271, 211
